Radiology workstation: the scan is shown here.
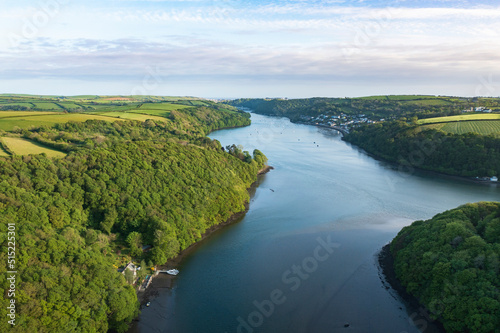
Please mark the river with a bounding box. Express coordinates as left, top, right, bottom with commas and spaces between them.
129, 113, 500, 333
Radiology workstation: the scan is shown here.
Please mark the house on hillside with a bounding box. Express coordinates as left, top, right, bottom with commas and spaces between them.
122, 262, 137, 277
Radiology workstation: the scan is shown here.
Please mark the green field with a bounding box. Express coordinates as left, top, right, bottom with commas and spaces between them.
0, 137, 66, 157
0, 111, 60, 118
95, 112, 169, 123
185, 100, 211, 106
387, 95, 437, 101
423, 120, 500, 136
355, 95, 451, 106
0, 113, 125, 131
138, 103, 191, 111
418, 114, 500, 124
0, 145, 9, 156
402, 99, 452, 106
58, 102, 84, 109
31, 102, 63, 110
0, 102, 35, 108
0, 95, 220, 132
129, 109, 171, 117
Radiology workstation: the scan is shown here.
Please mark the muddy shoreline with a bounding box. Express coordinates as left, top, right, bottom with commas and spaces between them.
135, 165, 273, 307
378, 244, 446, 332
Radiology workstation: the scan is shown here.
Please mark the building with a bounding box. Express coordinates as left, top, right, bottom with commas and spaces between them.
491, 176, 498, 182
122, 262, 137, 277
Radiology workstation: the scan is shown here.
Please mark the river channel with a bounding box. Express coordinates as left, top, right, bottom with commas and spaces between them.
130, 113, 500, 333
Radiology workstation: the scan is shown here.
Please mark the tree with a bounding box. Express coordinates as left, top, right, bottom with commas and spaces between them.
127, 231, 143, 257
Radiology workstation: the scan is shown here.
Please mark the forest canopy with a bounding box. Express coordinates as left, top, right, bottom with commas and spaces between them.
0, 104, 266, 332
343, 121, 500, 177
391, 202, 500, 333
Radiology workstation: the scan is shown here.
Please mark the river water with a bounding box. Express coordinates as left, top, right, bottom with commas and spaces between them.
130, 113, 500, 333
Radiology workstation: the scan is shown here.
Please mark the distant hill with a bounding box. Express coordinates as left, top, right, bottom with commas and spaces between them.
229, 95, 500, 121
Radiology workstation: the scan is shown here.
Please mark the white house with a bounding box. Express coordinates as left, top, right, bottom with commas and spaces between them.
491, 176, 498, 182
122, 262, 137, 277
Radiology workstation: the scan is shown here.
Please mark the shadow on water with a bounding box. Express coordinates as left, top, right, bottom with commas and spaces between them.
130, 113, 499, 333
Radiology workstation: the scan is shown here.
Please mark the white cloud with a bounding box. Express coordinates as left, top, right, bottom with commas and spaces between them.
1, 1, 500, 97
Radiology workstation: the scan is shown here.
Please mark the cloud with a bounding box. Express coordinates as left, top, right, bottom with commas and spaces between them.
1, 0, 500, 97
2, 36, 498, 83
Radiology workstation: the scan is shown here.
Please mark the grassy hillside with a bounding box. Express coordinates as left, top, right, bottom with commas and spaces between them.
229, 95, 500, 121
418, 114, 500, 124
0, 95, 263, 332
92, 111, 169, 123
423, 121, 500, 137
0, 113, 125, 131
344, 120, 500, 177
0, 137, 66, 157
0, 145, 9, 156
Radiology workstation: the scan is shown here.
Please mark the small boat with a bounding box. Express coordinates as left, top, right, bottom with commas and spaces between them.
166, 269, 179, 276
146, 302, 150, 307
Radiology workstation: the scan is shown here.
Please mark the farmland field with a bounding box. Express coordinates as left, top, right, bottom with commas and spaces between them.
0, 144, 9, 156
0, 113, 125, 131
185, 100, 211, 106
95, 112, 169, 122
422, 120, 500, 136
387, 95, 437, 101
0, 137, 66, 157
31, 102, 63, 110
0, 111, 60, 118
138, 103, 191, 111
418, 114, 500, 124
58, 102, 84, 109
129, 109, 171, 117
0, 102, 35, 108
402, 99, 452, 106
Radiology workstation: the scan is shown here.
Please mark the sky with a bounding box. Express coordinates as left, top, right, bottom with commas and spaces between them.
1, 0, 500, 98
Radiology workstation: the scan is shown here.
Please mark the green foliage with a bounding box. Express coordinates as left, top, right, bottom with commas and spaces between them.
229, 96, 500, 121
0, 103, 265, 332
344, 121, 500, 177
391, 202, 500, 333
423, 120, 500, 137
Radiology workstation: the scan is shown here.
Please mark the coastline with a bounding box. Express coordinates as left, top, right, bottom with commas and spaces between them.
277, 116, 500, 186
309, 122, 499, 186
135, 165, 273, 307
347, 142, 500, 186
378, 244, 446, 333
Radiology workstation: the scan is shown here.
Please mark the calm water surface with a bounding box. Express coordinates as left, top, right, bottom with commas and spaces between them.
130, 113, 500, 333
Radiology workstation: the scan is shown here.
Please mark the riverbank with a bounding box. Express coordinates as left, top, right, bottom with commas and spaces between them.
294, 118, 500, 186
338, 133, 500, 186
348, 141, 500, 186
135, 165, 273, 307
378, 244, 446, 333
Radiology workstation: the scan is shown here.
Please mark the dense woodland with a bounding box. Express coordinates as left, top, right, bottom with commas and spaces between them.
343, 121, 500, 177
391, 202, 500, 332
229, 96, 500, 121
0, 107, 266, 332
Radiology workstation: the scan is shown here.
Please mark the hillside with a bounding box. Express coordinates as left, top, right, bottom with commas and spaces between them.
343, 120, 500, 178
0, 97, 266, 332
229, 96, 500, 121
390, 202, 500, 333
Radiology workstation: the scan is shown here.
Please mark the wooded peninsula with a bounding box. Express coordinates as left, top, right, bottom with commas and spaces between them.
0, 95, 267, 332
